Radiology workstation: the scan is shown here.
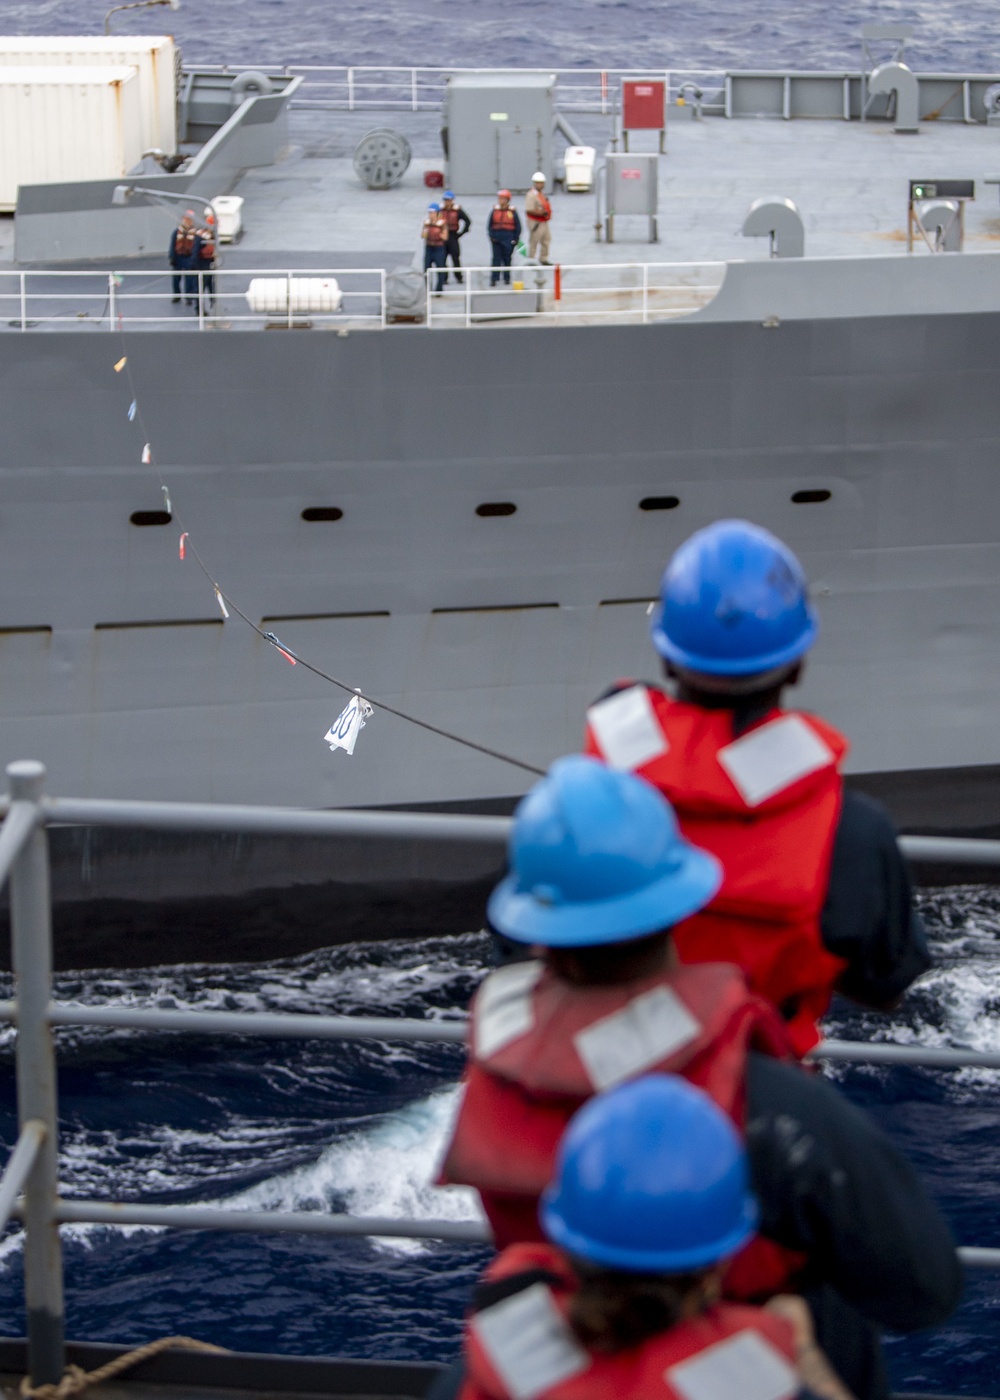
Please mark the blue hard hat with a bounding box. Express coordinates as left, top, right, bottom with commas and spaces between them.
650, 519, 818, 677
541, 1074, 758, 1273
487, 755, 721, 946
428, 202, 441, 211
443, 189, 455, 199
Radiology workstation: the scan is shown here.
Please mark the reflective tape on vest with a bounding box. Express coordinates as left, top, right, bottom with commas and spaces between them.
717, 714, 834, 808
472, 1283, 590, 1400
475, 960, 544, 1059
586, 686, 668, 771
573, 985, 701, 1091
667, 1331, 799, 1400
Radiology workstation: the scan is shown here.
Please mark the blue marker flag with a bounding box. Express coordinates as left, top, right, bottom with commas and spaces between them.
128, 400, 137, 421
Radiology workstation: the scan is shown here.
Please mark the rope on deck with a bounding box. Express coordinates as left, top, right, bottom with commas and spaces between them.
20, 1336, 229, 1399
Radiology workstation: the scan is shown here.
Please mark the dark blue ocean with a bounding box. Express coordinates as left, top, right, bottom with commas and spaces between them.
3, 0, 1000, 72
0, 890, 997, 1392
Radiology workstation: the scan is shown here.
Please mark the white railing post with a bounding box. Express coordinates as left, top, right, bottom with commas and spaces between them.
380, 267, 387, 329
425, 266, 433, 326
287, 270, 293, 330
466, 273, 472, 328
19, 272, 27, 332
197, 272, 205, 331
107, 272, 116, 332
642, 263, 649, 324
7, 761, 64, 1387
411, 68, 418, 111
347, 68, 355, 111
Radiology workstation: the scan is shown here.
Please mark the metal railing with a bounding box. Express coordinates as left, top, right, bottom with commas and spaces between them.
0, 758, 999, 1384
0, 268, 388, 334
0, 262, 727, 335
191, 64, 731, 115
424, 261, 725, 327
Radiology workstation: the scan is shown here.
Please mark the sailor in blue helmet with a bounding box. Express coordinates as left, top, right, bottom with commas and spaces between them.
584, 519, 930, 1055
439, 756, 960, 1400
444, 1076, 855, 1400
440, 190, 471, 284
421, 202, 449, 293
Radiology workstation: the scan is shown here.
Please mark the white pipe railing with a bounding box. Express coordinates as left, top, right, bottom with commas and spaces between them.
0, 261, 725, 333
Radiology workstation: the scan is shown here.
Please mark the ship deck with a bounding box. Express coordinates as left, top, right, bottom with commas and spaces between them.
3, 105, 1000, 329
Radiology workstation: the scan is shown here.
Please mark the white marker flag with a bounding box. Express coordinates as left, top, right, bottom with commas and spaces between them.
324, 695, 374, 756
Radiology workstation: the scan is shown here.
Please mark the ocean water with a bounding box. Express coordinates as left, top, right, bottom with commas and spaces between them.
1, 0, 1000, 73
0, 892, 996, 1391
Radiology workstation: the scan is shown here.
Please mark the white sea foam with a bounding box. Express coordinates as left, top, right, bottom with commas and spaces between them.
209, 1085, 481, 1254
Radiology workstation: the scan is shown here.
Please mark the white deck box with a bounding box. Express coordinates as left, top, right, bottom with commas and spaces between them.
0, 66, 143, 211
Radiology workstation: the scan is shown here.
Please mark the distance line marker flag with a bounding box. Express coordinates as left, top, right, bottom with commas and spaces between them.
179, 532, 189, 560
114, 357, 127, 372
325, 695, 374, 755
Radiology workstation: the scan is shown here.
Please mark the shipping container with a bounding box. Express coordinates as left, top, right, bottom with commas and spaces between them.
0, 66, 143, 211
0, 35, 176, 154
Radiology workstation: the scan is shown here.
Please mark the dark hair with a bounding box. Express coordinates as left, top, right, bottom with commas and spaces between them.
545, 929, 671, 986
567, 1261, 711, 1353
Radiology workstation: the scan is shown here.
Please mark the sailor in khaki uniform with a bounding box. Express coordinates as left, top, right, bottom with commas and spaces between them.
525, 172, 552, 263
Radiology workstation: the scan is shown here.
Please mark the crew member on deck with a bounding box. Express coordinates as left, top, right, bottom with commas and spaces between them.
441, 191, 471, 284
439, 756, 960, 1400
438, 1076, 857, 1400
525, 171, 552, 263
422, 202, 449, 294
584, 520, 931, 1057
195, 211, 217, 308
168, 210, 197, 304
488, 191, 521, 285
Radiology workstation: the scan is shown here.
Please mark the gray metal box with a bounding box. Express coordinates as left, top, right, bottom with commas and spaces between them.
445, 71, 555, 196
605, 153, 658, 215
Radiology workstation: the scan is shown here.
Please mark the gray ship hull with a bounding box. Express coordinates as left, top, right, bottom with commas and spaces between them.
2, 315, 998, 812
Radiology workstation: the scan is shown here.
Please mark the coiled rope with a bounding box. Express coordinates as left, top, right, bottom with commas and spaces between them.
20, 1335, 229, 1400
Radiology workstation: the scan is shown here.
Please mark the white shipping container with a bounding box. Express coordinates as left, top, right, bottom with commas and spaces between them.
0, 35, 176, 154
0, 66, 143, 212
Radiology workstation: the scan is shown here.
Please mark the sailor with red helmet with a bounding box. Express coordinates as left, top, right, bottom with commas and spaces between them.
488, 190, 521, 285
168, 210, 197, 304
583, 520, 930, 1057
439, 756, 960, 1399
438, 1075, 857, 1400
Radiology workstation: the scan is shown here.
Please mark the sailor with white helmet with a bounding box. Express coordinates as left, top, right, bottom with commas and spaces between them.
439, 1075, 857, 1400
525, 170, 552, 263
584, 520, 931, 1057
439, 755, 960, 1400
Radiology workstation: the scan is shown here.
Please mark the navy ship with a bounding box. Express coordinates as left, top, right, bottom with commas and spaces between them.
1, 49, 1000, 938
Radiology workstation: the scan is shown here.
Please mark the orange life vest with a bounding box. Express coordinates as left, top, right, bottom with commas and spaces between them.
440, 961, 803, 1298
444, 206, 462, 232
173, 230, 195, 258
585, 687, 848, 1056
460, 1242, 801, 1400
528, 192, 552, 222
490, 206, 517, 233
424, 216, 448, 247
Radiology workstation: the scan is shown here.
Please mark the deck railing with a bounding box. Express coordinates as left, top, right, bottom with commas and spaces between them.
0, 262, 727, 334
0, 758, 998, 1384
